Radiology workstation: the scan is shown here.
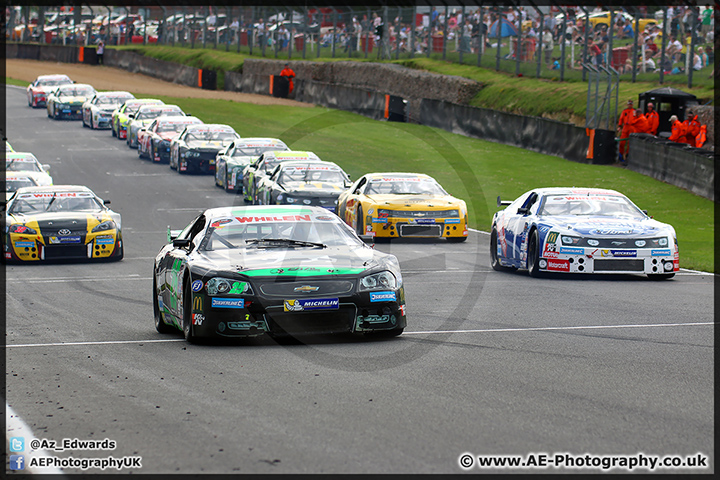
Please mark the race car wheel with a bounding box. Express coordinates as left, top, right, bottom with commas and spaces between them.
153, 275, 174, 334
182, 279, 199, 343
138, 143, 145, 158
111, 123, 116, 136
490, 227, 516, 272
648, 273, 675, 280
355, 205, 364, 236
92, 116, 98, 130
527, 229, 543, 278
178, 158, 186, 174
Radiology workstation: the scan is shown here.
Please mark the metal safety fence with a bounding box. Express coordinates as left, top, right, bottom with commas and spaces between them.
5, 4, 715, 88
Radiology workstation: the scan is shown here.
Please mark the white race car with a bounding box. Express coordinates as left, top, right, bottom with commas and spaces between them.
82, 91, 135, 129
491, 187, 679, 279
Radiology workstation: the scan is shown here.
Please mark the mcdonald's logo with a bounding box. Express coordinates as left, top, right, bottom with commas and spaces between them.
193, 295, 203, 312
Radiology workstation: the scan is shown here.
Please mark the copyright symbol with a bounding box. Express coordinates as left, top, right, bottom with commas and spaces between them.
459, 453, 474, 469
30, 439, 40, 449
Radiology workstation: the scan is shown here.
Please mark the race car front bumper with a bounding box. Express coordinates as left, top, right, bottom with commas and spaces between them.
5, 231, 122, 262
537, 248, 679, 275
364, 214, 468, 239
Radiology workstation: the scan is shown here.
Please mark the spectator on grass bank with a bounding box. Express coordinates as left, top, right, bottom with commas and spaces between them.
280, 63, 295, 94
542, 27, 553, 67
617, 99, 635, 162
96, 40, 104, 64
644, 102, 659, 135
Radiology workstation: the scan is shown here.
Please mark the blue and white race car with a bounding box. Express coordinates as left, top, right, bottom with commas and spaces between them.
491, 187, 679, 279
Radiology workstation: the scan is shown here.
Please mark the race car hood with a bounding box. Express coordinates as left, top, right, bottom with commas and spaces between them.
56, 95, 90, 104
280, 181, 346, 195
227, 156, 256, 168
191, 245, 394, 278
186, 140, 229, 150
541, 216, 672, 236
365, 194, 459, 208
9, 211, 114, 233
158, 132, 179, 142
99, 106, 119, 114
31, 86, 55, 94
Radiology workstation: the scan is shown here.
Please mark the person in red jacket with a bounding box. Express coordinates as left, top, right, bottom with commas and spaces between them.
695, 124, 707, 148
644, 102, 659, 135
668, 115, 688, 143
617, 99, 635, 162
682, 110, 701, 147
629, 108, 650, 134
280, 63, 296, 94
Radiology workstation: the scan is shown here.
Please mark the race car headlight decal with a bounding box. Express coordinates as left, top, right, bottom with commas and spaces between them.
285, 196, 296, 203
206, 277, 253, 296
91, 220, 116, 233
587, 239, 599, 246
9, 224, 38, 235
561, 235, 581, 245
659, 238, 668, 247
358, 271, 397, 292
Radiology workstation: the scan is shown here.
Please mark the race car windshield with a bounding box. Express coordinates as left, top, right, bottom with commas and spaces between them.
98, 96, 128, 105
234, 145, 283, 157
538, 195, 645, 218
138, 109, 182, 120
6, 159, 42, 172
6, 178, 38, 192
200, 219, 361, 251
366, 179, 447, 195
158, 123, 194, 133
280, 168, 346, 184
187, 131, 236, 143
10, 194, 103, 214
39, 79, 72, 86
59, 87, 94, 97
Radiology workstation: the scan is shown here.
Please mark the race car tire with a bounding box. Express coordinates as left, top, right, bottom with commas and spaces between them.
178, 158, 186, 174
527, 229, 543, 278
182, 279, 199, 343
356, 205, 364, 236
92, 116, 98, 130
153, 275, 174, 334
648, 273, 675, 280
490, 227, 516, 272
447, 236, 467, 243
138, 143, 145, 158
82, 115, 88, 127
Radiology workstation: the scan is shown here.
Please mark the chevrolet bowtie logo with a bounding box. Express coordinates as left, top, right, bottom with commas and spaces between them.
294, 285, 320, 293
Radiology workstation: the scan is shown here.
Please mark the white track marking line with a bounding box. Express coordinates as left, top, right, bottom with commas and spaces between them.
8, 339, 186, 348
6, 322, 712, 348
403, 322, 714, 335
6, 404, 64, 474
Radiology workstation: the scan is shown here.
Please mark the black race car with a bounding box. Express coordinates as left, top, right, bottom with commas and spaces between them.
169, 124, 241, 174
255, 160, 352, 213
153, 205, 406, 342
242, 151, 322, 204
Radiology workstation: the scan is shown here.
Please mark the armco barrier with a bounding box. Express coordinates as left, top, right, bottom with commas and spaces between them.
628, 134, 715, 201
419, 99, 594, 165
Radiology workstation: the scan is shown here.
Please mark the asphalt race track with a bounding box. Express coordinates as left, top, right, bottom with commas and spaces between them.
4, 86, 714, 474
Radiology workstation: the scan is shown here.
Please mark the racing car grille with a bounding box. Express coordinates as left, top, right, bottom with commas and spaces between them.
264, 305, 356, 335
259, 280, 355, 297
575, 237, 669, 248
593, 259, 644, 272
382, 209, 459, 218
43, 245, 88, 259
399, 224, 443, 237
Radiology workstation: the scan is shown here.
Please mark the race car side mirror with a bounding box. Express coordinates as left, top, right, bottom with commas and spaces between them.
128, 114, 135, 119
42, 164, 51, 171
517, 207, 530, 215
173, 238, 191, 248
497, 195, 512, 207
103, 199, 111, 205
642, 210, 648, 215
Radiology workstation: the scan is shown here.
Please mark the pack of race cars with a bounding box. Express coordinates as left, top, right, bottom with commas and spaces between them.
6, 73, 681, 342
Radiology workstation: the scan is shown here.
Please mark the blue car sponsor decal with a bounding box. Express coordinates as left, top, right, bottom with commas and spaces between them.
212, 298, 245, 309
370, 291, 397, 302
559, 247, 584, 255
191, 280, 204, 292
444, 219, 461, 224
14, 241, 35, 248
284, 298, 339, 312
415, 218, 436, 224
651, 249, 672, 256
95, 237, 115, 245
611, 250, 637, 257
372, 218, 387, 223
55, 236, 82, 244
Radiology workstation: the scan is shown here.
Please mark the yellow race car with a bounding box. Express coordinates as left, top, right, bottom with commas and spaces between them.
3, 185, 123, 262
337, 172, 468, 242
